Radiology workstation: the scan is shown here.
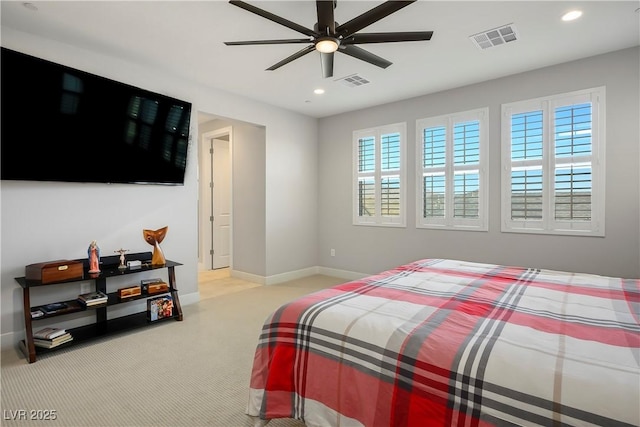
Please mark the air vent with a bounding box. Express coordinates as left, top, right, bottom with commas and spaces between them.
336, 73, 371, 88
470, 24, 518, 50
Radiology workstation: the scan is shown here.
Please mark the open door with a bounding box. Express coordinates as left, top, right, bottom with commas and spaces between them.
211, 136, 231, 268
200, 127, 232, 270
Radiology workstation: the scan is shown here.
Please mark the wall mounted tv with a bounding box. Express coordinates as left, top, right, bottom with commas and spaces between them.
1, 47, 192, 185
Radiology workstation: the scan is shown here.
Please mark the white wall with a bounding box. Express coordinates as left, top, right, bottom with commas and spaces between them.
0, 28, 319, 350
318, 47, 640, 278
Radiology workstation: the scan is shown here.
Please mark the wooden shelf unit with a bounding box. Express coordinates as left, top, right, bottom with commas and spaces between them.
16, 251, 183, 363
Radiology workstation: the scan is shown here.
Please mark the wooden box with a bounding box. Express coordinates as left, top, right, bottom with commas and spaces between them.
118, 285, 142, 299
25, 260, 83, 284
144, 282, 169, 295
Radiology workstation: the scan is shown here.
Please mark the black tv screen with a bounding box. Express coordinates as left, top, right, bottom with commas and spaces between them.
1, 48, 192, 185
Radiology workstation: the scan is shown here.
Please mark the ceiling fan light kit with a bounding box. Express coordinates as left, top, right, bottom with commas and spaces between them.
224, 0, 433, 78
315, 37, 339, 53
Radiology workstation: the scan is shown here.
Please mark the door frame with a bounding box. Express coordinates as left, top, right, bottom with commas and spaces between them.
199, 126, 233, 271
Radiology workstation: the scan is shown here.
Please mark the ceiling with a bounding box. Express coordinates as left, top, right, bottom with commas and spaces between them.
2, 1, 639, 119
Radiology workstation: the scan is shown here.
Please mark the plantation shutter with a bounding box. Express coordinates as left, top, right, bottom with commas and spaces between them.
502, 87, 604, 236
422, 126, 446, 219
553, 103, 592, 222
417, 108, 488, 230
453, 120, 480, 219
353, 123, 406, 227
510, 110, 544, 221
381, 132, 400, 216
358, 136, 376, 218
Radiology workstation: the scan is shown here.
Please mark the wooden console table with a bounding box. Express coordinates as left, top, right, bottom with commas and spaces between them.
15, 251, 183, 363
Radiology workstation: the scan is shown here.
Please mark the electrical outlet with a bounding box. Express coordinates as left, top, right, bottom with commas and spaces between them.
80, 282, 92, 294
330, 248, 335, 257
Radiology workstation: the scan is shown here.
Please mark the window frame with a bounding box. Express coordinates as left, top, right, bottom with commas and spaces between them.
352, 122, 406, 227
500, 86, 606, 236
415, 108, 489, 231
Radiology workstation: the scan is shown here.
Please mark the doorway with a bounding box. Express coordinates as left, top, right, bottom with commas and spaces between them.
200, 127, 232, 271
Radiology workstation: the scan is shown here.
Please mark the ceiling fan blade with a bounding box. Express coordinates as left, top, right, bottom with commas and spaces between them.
266, 45, 316, 71
316, 0, 335, 35
336, 1, 416, 38
225, 39, 312, 46
339, 45, 392, 69
342, 31, 433, 45
229, 1, 317, 37
320, 52, 334, 78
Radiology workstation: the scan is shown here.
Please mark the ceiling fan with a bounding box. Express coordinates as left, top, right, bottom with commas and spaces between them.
224, 0, 433, 78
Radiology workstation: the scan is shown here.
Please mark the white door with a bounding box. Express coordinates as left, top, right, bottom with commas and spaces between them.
211, 137, 231, 269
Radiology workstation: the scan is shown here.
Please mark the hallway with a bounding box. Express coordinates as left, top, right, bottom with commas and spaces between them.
198, 268, 261, 299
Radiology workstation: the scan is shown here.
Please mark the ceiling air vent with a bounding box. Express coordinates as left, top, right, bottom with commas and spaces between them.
470, 24, 518, 50
336, 73, 371, 88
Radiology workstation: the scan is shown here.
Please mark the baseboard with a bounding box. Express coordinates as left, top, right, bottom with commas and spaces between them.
179, 291, 201, 307
1, 331, 22, 354
231, 269, 266, 285
264, 266, 321, 285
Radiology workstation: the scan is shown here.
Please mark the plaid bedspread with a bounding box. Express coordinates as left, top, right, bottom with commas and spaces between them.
246, 259, 640, 427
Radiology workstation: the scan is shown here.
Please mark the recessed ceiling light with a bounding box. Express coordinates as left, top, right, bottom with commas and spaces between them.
562, 10, 582, 21
313, 88, 325, 95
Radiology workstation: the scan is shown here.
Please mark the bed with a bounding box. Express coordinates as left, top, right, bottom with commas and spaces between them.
246, 258, 639, 427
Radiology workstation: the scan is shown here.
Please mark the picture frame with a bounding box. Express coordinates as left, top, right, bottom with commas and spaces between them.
147, 295, 173, 322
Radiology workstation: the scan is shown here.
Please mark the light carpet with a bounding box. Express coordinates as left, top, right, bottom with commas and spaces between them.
1, 275, 345, 427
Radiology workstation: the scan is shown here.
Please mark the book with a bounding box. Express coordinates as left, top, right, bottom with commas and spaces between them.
77, 291, 108, 306
30, 309, 44, 319
33, 333, 73, 348
33, 327, 67, 340
79, 301, 107, 308
34, 332, 71, 345
78, 290, 108, 301
39, 302, 68, 314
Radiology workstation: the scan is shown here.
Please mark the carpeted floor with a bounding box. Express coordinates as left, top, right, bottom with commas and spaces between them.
198, 268, 261, 300
0, 274, 345, 427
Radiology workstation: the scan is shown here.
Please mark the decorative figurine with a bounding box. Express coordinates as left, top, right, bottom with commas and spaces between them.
143, 226, 168, 266
88, 240, 101, 273
114, 248, 129, 270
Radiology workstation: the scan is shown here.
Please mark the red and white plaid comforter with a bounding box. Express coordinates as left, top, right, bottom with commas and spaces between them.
246, 259, 640, 426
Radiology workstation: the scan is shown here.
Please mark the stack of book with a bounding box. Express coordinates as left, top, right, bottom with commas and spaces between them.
77, 290, 108, 307
32, 327, 73, 348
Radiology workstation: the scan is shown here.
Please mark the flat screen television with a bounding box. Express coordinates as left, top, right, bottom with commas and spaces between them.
1, 47, 192, 185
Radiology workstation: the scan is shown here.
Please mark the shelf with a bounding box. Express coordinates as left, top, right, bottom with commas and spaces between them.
107, 290, 176, 306
29, 290, 177, 321
16, 257, 183, 289
22, 311, 177, 356
17, 251, 183, 363
31, 299, 84, 320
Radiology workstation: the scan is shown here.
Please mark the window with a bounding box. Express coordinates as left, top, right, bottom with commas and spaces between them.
416, 108, 488, 230
353, 123, 406, 227
501, 87, 605, 236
